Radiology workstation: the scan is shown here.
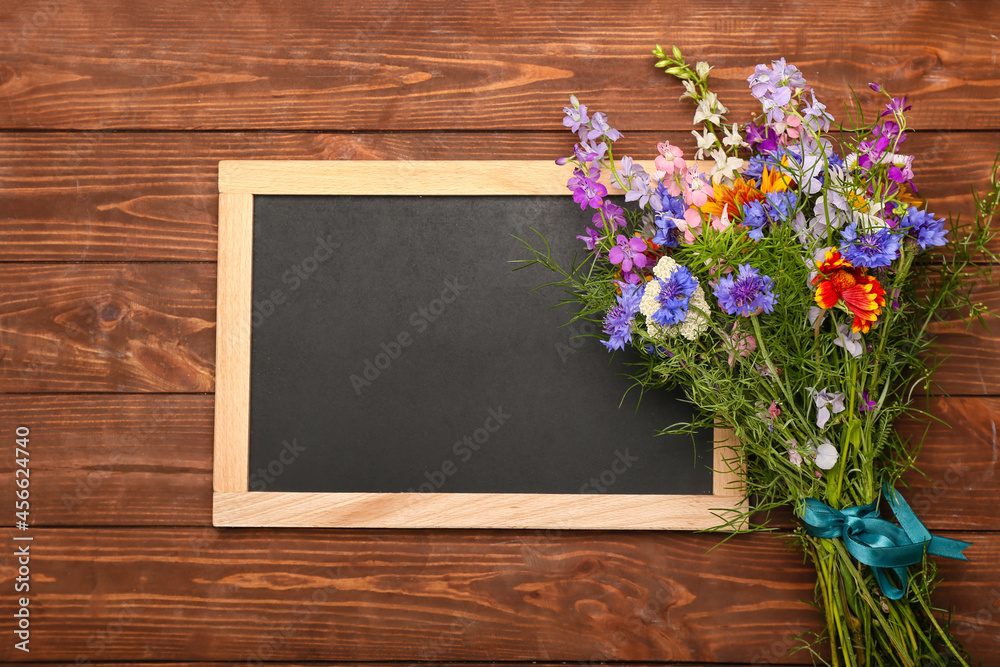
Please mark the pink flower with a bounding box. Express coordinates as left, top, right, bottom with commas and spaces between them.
683, 169, 711, 208
767, 401, 781, 420
674, 208, 704, 244
710, 212, 732, 233
654, 142, 686, 175
787, 440, 803, 467
721, 322, 757, 365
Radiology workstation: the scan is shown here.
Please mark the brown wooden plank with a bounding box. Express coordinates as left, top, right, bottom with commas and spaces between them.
0, 663, 770, 667
0, 527, 994, 663
0, 527, 816, 663
0, 395, 213, 526
0, 394, 996, 532
0, 263, 215, 392
0, 131, 997, 262
0, 1, 998, 131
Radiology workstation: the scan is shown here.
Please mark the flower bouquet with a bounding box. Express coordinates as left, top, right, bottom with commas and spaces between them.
521, 47, 1000, 665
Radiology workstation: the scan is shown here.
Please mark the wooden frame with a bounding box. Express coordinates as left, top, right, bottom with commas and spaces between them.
214, 160, 745, 529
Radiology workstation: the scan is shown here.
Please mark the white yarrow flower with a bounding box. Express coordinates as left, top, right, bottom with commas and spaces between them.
641, 257, 710, 342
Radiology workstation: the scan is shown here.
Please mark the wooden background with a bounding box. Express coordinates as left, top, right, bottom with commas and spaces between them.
0, 1, 998, 664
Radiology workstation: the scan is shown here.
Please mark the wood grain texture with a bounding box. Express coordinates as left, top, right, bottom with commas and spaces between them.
212, 491, 744, 530
0, 664, 769, 667
0, 263, 216, 392
214, 193, 251, 494
1, 131, 998, 262
0, 1, 998, 131
219, 159, 581, 194
0, 664, 765, 667
1, 394, 995, 530
0, 527, 994, 663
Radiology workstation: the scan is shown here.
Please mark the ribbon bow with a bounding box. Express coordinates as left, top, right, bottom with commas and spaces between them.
800, 484, 970, 600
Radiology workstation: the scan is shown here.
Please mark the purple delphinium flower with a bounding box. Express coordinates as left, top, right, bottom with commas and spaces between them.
619, 157, 653, 208
593, 201, 625, 233
771, 57, 807, 88
650, 187, 685, 247
802, 92, 834, 133
860, 389, 877, 413
602, 282, 643, 351
744, 123, 779, 153
868, 82, 882, 93
588, 112, 622, 142
652, 213, 679, 248
562, 97, 589, 133
648, 266, 698, 326
839, 223, 901, 268
882, 95, 911, 119
576, 227, 605, 254
899, 207, 948, 250
747, 58, 806, 124
713, 264, 778, 317
651, 183, 686, 217
567, 166, 607, 211
747, 64, 778, 99
608, 234, 649, 274
825, 151, 846, 173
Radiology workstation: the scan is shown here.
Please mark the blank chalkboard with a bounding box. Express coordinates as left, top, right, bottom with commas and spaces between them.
213, 161, 743, 529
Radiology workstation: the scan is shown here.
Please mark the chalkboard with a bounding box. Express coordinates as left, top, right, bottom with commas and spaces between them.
213, 161, 743, 529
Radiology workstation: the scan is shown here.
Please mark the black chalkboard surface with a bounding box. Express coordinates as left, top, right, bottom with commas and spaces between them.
247, 194, 711, 495
213, 161, 742, 529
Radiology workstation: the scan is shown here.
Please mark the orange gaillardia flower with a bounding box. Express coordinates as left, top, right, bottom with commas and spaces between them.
700, 178, 764, 221
812, 249, 886, 334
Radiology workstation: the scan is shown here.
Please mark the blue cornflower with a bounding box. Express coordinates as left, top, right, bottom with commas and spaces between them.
765, 190, 797, 221
741, 153, 778, 182
825, 151, 846, 174
648, 266, 698, 326
602, 283, 643, 351
741, 200, 768, 241
839, 223, 901, 268
899, 207, 948, 250
714, 264, 778, 317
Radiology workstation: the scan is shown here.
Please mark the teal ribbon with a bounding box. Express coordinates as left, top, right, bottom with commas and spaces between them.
800, 484, 970, 600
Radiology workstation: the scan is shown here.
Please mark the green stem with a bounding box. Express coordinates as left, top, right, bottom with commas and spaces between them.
749, 314, 809, 426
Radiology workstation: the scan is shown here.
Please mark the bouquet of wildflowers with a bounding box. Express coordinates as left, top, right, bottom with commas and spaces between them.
523, 46, 1000, 665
